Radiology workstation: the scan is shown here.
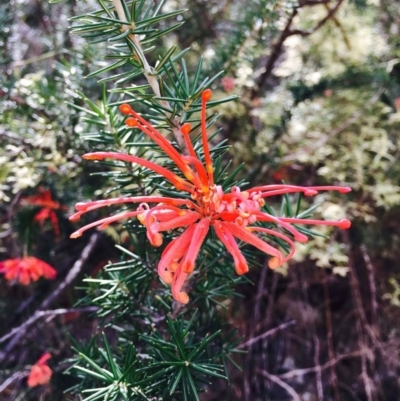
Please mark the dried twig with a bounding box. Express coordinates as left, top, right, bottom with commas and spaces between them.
343, 231, 374, 401
323, 270, 340, 401
238, 320, 296, 349
360, 243, 378, 332
314, 335, 324, 401
265, 271, 279, 329
0, 371, 27, 394
278, 349, 366, 379
360, 343, 374, 401
0, 233, 99, 363
257, 369, 302, 401
0, 307, 98, 345
40, 232, 99, 309
251, 8, 298, 98
288, 0, 346, 37
252, 0, 346, 97
0, 306, 99, 365
244, 260, 269, 400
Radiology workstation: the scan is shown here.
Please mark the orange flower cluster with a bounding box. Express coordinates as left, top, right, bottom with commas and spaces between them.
70, 90, 351, 304
23, 189, 66, 236
0, 257, 56, 285
27, 353, 52, 387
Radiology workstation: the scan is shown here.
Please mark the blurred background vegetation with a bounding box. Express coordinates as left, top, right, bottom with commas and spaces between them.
1, 0, 400, 400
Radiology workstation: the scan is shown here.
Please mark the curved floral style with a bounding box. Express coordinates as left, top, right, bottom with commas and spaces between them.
0, 256, 57, 285
70, 90, 351, 304
27, 353, 52, 387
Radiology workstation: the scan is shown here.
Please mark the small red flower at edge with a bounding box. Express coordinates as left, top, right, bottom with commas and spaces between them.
27, 353, 52, 387
70, 90, 351, 304
0, 257, 57, 285
23, 189, 66, 236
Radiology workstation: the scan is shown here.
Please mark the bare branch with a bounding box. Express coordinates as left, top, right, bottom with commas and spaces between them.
288, 0, 346, 37
40, 232, 99, 309
252, 0, 346, 97
239, 320, 296, 349
343, 231, 375, 401
251, 8, 298, 97
360, 244, 379, 332
314, 335, 324, 401
0, 233, 100, 363
323, 270, 340, 401
0, 307, 98, 345
257, 369, 302, 401
0, 371, 27, 393
278, 349, 366, 379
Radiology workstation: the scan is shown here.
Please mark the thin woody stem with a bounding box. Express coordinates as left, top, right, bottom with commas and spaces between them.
111, 0, 188, 153
112, 0, 160, 97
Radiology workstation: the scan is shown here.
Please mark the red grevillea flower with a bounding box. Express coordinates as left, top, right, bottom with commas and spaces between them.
0, 257, 57, 285
23, 189, 66, 236
70, 89, 351, 304
27, 353, 52, 387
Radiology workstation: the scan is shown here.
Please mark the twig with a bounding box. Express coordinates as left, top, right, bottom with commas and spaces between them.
360, 344, 374, 401
314, 335, 324, 401
355, 313, 374, 401
360, 244, 378, 333
257, 369, 302, 401
278, 349, 366, 379
0, 233, 99, 363
0, 228, 12, 238
10, 50, 60, 68
323, 270, 340, 401
252, 8, 298, 98
288, 0, 346, 37
265, 270, 279, 328
252, 0, 346, 97
253, 260, 268, 330
342, 232, 395, 370
343, 231, 374, 401
112, 0, 160, 98
40, 232, 99, 309
111, 0, 188, 153
0, 307, 98, 345
342, 231, 370, 329
238, 320, 296, 349
0, 371, 27, 393
244, 259, 269, 399
323, 2, 351, 50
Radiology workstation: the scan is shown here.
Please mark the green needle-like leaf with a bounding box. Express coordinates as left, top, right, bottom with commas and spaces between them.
169, 367, 184, 394
155, 45, 177, 73
78, 352, 114, 382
